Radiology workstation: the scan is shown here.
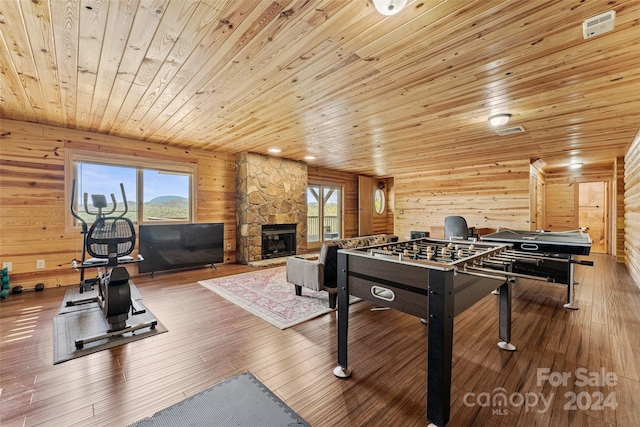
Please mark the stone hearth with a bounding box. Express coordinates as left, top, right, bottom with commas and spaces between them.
235, 152, 307, 264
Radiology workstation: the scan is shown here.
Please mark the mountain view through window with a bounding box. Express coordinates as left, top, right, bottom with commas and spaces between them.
76, 162, 191, 223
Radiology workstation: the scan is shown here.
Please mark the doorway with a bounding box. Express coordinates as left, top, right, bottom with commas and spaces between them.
578, 181, 608, 253
306, 185, 342, 249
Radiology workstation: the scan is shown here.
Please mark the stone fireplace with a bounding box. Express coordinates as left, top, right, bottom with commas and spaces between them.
235, 152, 307, 264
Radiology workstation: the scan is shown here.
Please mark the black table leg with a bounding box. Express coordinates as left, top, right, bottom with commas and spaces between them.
334, 251, 352, 378
426, 270, 454, 427
564, 255, 579, 310
497, 280, 516, 351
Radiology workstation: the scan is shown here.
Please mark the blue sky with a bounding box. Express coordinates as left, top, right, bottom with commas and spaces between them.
78, 163, 189, 203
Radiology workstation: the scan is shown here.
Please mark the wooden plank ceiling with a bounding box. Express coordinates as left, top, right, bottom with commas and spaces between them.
1, 0, 639, 176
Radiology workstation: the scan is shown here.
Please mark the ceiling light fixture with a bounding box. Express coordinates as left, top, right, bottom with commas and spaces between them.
372, 0, 407, 16
488, 114, 512, 126
570, 163, 583, 169
304, 155, 316, 161
268, 148, 281, 154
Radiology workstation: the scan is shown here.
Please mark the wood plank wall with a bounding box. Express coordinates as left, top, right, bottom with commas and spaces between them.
544, 176, 578, 231
0, 120, 236, 289
624, 135, 640, 287
393, 160, 531, 240
0, 120, 368, 288
530, 165, 545, 231
544, 163, 615, 248
616, 157, 626, 261
357, 175, 373, 236
2, 117, 633, 289
613, 157, 626, 263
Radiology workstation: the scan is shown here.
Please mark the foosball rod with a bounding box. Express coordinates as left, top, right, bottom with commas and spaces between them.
465, 264, 559, 283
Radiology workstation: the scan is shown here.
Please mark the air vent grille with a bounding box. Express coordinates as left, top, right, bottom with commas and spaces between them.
583, 10, 615, 39
495, 125, 526, 136
531, 158, 547, 170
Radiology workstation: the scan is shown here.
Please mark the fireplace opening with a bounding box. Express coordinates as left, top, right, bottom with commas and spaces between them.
261, 224, 297, 259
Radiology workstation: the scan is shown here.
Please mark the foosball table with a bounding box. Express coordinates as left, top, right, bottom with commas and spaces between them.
333, 233, 594, 426
334, 237, 519, 427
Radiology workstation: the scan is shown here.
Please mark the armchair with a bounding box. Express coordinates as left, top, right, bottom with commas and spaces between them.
286, 242, 338, 308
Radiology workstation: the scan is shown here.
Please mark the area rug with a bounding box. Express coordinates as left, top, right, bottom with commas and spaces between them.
198, 266, 358, 329
53, 285, 167, 364
127, 372, 310, 427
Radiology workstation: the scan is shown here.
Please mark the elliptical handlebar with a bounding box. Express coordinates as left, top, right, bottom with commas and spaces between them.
119, 183, 129, 217
70, 179, 86, 227
70, 180, 129, 224
83, 192, 118, 217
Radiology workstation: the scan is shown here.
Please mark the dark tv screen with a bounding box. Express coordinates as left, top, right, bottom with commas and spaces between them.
138, 223, 224, 274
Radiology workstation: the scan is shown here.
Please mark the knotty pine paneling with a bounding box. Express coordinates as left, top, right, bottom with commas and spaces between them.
544, 163, 615, 253
393, 160, 531, 240
357, 175, 373, 236
624, 134, 640, 288
530, 165, 545, 231
545, 178, 578, 231
0, 120, 236, 289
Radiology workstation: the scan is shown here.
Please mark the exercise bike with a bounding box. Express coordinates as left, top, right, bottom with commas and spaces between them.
68, 180, 156, 349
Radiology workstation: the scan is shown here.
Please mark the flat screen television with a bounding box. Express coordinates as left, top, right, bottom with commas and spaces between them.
138, 223, 224, 274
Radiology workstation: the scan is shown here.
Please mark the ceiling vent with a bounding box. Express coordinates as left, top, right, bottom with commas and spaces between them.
531, 158, 547, 170
495, 125, 526, 136
583, 10, 615, 39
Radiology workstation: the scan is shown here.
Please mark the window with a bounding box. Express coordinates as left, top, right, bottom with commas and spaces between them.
67, 150, 195, 227
374, 188, 385, 215
307, 184, 342, 247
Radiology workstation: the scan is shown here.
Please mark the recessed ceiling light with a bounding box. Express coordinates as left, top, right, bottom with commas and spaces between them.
570, 163, 583, 169
268, 148, 281, 154
304, 156, 316, 161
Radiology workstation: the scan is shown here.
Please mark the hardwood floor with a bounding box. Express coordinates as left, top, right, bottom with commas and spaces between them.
1, 255, 639, 426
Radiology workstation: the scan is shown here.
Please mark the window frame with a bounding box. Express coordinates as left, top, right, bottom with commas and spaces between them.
373, 187, 386, 215
306, 183, 344, 249
65, 149, 198, 231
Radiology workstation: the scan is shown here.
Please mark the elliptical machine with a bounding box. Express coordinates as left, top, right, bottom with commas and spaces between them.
69, 180, 156, 349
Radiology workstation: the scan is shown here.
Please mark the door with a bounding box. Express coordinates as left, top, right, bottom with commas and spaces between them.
307, 184, 342, 249
358, 175, 373, 236
578, 181, 608, 253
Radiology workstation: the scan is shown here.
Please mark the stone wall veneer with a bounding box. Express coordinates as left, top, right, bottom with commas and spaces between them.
235, 152, 308, 263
